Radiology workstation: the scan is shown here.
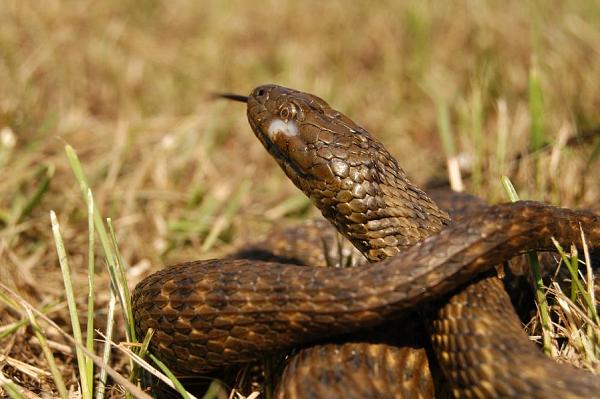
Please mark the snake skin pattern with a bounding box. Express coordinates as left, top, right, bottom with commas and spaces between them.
133, 85, 600, 398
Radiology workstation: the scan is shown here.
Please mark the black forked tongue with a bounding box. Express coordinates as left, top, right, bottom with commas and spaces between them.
213, 93, 248, 103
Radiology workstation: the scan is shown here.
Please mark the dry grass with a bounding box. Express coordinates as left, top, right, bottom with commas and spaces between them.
0, 0, 599, 397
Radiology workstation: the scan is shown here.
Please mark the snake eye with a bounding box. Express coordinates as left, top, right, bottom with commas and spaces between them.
280, 104, 297, 121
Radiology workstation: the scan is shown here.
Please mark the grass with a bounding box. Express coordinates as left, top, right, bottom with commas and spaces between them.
1, 0, 600, 397
502, 176, 554, 356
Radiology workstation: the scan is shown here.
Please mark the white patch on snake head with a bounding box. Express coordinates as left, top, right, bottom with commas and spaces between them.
268, 119, 298, 140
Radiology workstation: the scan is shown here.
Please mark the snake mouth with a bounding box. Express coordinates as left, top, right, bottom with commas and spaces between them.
248, 114, 314, 183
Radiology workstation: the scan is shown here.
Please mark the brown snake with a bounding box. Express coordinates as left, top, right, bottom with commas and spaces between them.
133, 85, 600, 398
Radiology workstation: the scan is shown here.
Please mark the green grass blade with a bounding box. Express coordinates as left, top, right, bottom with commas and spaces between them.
147, 352, 192, 399
17, 164, 54, 224
467, 84, 484, 190
529, 58, 545, 153
437, 99, 455, 156
106, 219, 135, 342
96, 288, 117, 399
500, 176, 520, 202
264, 193, 311, 220
85, 190, 96, 396
129, 328, 155, 392
501, 176, 553, 355
495, 99, 509, 182
528, 58, 545, 182
25, 307, 69, 399
200, 381, 221, 399
137, 328, 154, 360
0, 374, 26, 399
0, 301, 62, 340
50, 211, 92, 399
65, 145, 116, 273
101, 244, 131, 343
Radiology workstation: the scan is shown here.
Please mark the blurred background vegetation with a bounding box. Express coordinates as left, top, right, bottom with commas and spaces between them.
0, 0, 599, 396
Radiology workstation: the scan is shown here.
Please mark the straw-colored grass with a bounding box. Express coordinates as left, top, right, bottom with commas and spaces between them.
1, 0, 599, 397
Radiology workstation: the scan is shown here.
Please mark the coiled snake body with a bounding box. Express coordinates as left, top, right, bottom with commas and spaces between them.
133, 85, 600, 398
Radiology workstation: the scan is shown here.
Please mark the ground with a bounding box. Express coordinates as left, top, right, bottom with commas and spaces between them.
0, 1, 599, 398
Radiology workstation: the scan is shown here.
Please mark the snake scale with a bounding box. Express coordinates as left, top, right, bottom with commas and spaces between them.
132, 84, 600, 398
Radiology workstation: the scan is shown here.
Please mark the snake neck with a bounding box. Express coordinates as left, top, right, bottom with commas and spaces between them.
307, 150, 450, 262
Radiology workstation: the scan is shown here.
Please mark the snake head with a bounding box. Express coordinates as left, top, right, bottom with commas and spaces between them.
240, 84, 449, 257
246, 84, 377, 195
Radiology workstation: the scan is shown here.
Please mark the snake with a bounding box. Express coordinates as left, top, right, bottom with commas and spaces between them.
132, 84, 600, 398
